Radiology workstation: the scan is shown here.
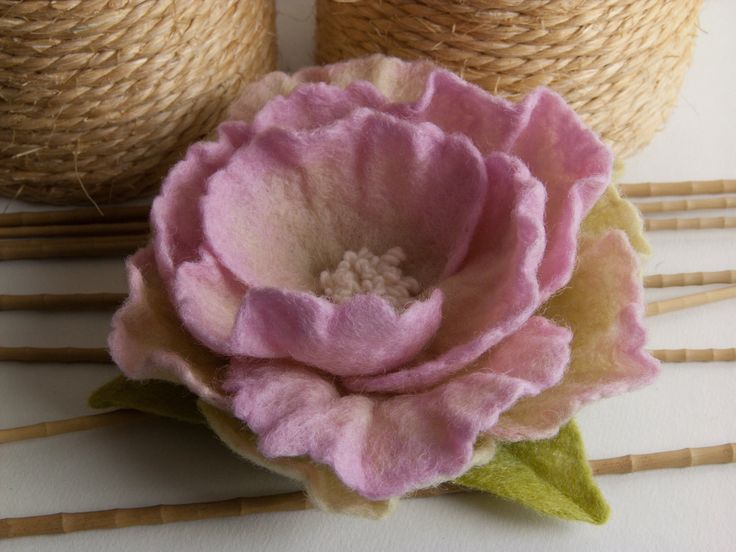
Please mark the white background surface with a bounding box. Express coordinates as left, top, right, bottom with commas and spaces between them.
1, 1, 734, 550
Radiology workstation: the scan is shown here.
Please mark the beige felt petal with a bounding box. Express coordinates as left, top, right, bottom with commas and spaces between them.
108, 247, 228, 409
489, 230, 658, 441
226, 55, 439, 124
581, 183, 650, 256
199, 402, 397, 519
320, 54, 438, 102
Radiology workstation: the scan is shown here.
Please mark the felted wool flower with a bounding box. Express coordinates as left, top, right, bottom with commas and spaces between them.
107, 55, 659, 519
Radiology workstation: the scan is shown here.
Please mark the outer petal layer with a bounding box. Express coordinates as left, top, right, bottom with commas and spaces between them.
108, 247, 227, 409
490, 231, 660, 441
225, 317, 570, 500
199, 402, 396, 519
509, 89, 612, 300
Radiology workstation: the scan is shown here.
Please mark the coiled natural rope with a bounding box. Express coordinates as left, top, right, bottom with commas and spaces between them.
0, 0, 276, 205
316, 0, 703, 159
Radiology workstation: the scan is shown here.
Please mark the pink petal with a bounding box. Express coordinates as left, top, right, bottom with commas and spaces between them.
108, 247, 228, 409
252, 81, 387, 133
400, 78, 612, 301
201, 109, 487, 290
172, 248, 247, 354
151, 122, 253, 279
229, 288, 443, 377
490, 231, 660, 442
344, 152, 546, 393
389, 69, 525, 153
509, 88, 613, 300
225, 319, 570, 500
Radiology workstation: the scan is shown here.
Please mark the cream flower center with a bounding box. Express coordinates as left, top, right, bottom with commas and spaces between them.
318, 246, 420, 309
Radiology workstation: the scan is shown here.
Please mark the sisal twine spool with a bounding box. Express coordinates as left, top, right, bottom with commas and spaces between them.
316, 0, 703, 159
0, 0, 276, 205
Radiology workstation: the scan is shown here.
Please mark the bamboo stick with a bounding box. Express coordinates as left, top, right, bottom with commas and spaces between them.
0, 293, 126, 311
634, 196, 736, 214
644, 270, 736, 288
645, 285, 736, 316
0, 205, 150, 228
0, 442, 732, 539
650, 348, 736, 362
0, 347, 111, 363
644, 216, 736, 231
0, 235, 147, 261
0, 222, 150, 239
620, 179, 736, 197
0, 410, 150, 445
5, 346, 733, 365
588, 443, 736, 475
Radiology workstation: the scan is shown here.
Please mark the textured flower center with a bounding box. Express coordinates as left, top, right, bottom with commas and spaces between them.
318, 246, 420, 309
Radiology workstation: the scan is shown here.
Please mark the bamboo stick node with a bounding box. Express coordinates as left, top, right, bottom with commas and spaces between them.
650, 348, 736, 363
589, 443, 736, 475
644, 216, 736, 231
0, 347, 112, 364
620, 179, 736, 197
644, 270, 736, 288
0, 410, 149, 445
0, 441, 733, 539
645, 285, 736, 316
634, 195, 736, 214
0, 293, 126, 311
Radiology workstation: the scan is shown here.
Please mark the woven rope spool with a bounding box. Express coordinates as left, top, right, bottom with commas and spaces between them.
316, 0, 703, 159
0, 0, 276, 205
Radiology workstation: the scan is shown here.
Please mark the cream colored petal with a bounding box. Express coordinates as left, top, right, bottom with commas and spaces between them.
226, 55, 440, 124
580, 183, 650, 256
490, 231, 658, 441
199, 401, 397, 519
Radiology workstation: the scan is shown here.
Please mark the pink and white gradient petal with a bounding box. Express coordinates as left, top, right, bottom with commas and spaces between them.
399, 76, 612, 301
108, 247, 228, 409
225, 317, 570, 500
201, 110, 488, 291
171, 249, 247, 355
509, 88, 613, 301
490, 230, 660, 442
151, 122, 253, 280
344, 152, 547, 394
252, 81, 387, 133
229, 287, 443, 377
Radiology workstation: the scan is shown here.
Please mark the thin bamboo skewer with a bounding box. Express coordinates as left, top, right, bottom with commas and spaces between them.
0, 347, 112, 363
650, 348, 736, 362
588, 443, 736, 475
644, 216, 736, 231
0, 293, 126, 311
0, 410, 150, 444
634, 196, 736, 214
0, 234, 147, 261
645, 285, 736, 316
620, 179, 736, 197
0, 222, 150, 239
644, 270, 736, 288
3, 346, 734, 364
0, 442, 733, 539
0, 205, 150, 228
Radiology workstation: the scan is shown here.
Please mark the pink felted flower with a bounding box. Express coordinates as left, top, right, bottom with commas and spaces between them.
109, 55, 658, 510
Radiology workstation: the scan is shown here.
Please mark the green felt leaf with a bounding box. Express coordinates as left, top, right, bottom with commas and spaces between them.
89, 376, 204, 425
455, 421, 610, 524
